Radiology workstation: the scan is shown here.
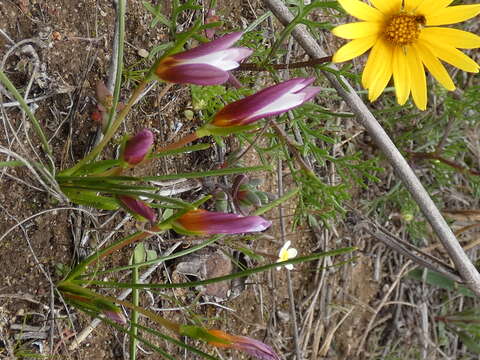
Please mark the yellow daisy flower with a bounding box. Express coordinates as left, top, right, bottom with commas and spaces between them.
332, 0, 480, 110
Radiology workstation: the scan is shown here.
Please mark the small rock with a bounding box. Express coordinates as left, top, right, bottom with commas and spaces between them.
277, 310, 290, 322
138, 49, 149, 58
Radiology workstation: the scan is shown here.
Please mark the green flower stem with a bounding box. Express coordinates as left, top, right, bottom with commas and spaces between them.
150, 143, 211, 158
73, 247, 357, 289
66, 224, 170, 280
63, 79, 150, 176
60, 184, 191, 208
58, 165, 271, 184
100, 312, 220, 359
140, 165, 272, 181
155, 131, 200, 154
106, 319, 177, 360
132, 323, 219, 360
130, 249, 140, 360
81, 235, 222, 277
0, 69, 51, 156
61, 282, 180, 333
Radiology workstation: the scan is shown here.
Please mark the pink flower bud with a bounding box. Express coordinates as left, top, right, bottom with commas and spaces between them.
122, 129, 154, 165
118, 195, 157, 224
155, 32, 252, 85
103, 309, 127, 325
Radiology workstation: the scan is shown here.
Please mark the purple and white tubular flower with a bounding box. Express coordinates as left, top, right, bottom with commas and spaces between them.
210, 77, 320, 128
122, 129, 154, 166
155, 32, 252, 85
172, 209, 271, 235
117, 195, 157, 224
103, 309, 127, 325
207, 329, 280, 360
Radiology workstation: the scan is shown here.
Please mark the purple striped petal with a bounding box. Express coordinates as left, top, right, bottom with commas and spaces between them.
233, 336, 280, 360
157, 63, 230, 85
179, 48, 252, 71
173, 209, 271, 235
123, 129, 154, 165
118, 195, 157, 223
155, 32, 251, 85
103, 310, 127, 325
212, 77, 320, 127
207, 330, 280, 360
173, 32, 244, 60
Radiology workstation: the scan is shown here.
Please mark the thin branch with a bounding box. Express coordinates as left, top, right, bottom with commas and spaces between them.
408, 151, 480, 176
263, 0, 480, 295
238, 56, 332, 71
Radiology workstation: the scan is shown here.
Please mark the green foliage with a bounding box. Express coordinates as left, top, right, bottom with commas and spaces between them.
407, 269, 475, 297
438, 308, 480, 354
190, 84, 253, 119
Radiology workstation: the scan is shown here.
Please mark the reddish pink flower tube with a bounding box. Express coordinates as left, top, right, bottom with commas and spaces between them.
122, 129, 154, 165
208, 329, 280, 360
212, 77, 320, 127
172, 209, 271, 235
155, 32, 252, 85
118, 195, 157, 224
103, 309, 127, 325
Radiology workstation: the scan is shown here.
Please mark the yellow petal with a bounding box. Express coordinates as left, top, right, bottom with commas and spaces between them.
427, 41, 479, 73
369, 0, 401, 15
337, 0, 384, 21
416, 0, 454, 15
332, 22, 382, 39
426, 4, 480, 26
368, 39, 393, 102
392, 46, 411, 105
362, 39, 383, 88
415, 41, 455, 90
421, 27, 480, 49
404, 0, 424, 12
421, 31, 479, 72
332, 35, 377, 63
406, 47, 427, 110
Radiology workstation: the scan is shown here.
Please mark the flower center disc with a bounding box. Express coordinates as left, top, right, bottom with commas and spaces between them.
384, 14, 423, 46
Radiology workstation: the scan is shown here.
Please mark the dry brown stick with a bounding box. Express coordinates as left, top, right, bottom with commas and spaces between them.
356, 219, 463, 283
263, 0, 480, 296
408, 151, 480, 176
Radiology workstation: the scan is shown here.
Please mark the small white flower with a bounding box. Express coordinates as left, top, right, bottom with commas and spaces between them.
276, 241, 298, 270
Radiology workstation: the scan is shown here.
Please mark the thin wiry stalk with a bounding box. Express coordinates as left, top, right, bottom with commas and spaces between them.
0, 69, 51, 156
276, 156, 302, 360
0, 146, 65, 202
0, 88, 73, 108
106, 0, 126, 131
0, 206, 99, 244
